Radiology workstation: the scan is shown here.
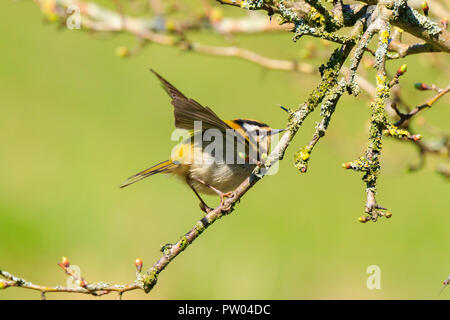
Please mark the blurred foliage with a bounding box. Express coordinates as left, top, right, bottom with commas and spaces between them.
0, 0, 449, 299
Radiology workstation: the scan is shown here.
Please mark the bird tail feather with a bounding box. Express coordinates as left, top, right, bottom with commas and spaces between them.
119, 160, 177, 188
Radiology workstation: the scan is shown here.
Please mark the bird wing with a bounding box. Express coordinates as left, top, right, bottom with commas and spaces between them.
151, 69, 232, 131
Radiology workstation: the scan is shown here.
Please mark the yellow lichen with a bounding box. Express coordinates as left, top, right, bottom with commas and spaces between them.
380, 30, 390, 44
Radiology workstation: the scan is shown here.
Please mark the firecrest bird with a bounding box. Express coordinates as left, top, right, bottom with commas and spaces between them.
120, 70, 284, 212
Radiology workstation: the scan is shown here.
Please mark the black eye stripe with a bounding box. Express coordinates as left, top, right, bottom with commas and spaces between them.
234, 119, 269, 128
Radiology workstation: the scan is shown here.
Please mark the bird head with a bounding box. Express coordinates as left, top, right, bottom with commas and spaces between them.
230, 118, 284, 160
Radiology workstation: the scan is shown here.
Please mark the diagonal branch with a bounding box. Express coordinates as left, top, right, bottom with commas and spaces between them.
394, 85, 450, 126
142, 42, 355, 292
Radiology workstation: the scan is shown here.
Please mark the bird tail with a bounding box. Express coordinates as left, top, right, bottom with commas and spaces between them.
119, 160, 177, 188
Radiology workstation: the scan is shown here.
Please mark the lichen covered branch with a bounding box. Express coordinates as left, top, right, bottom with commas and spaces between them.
0, 262, 140, 299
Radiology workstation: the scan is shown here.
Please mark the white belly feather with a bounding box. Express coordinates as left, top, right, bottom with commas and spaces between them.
170, 144, 255, 195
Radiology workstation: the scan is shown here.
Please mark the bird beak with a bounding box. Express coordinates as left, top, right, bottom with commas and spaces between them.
269, 129, 285, 135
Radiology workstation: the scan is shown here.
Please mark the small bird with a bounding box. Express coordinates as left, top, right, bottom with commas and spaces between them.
120, 70, 284, 212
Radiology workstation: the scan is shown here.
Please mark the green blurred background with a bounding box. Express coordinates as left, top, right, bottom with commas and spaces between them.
1, 0, 449, 300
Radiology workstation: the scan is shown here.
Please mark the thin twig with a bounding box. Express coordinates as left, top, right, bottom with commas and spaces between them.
394, 86, 450, 126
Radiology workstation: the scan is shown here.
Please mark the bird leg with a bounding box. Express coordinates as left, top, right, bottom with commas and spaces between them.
186, 177, 213, 214
188, 177, 234, 211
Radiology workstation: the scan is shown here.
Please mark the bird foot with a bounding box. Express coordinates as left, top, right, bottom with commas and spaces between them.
199, 202, 213, 214
219, 192, 235, 212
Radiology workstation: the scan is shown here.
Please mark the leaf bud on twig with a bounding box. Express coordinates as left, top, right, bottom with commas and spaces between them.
135, 258, 143, 273
396, 64, 407, 76
421, 1, 429, 16
61, 256, 70, 268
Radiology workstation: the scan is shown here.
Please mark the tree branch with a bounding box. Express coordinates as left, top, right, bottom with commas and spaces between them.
394, 85, 450, 126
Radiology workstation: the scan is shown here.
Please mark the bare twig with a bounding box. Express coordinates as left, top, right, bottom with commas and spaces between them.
394, 85, 450, 126
0, 267, 140, 297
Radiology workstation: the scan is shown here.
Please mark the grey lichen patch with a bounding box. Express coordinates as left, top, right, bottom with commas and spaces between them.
294, 79, 346, 172
241, 0, 265, 10
278, 0, 301, 24
293, 22, 357, 44
319, 80, 346, 127
291, 45, 351, 172
343, 24, 391, 211
347, 28, 375, 95
285, 103, 309, 135
400, 6, 442, 37
391, 0, 408, 19
364, 72, 389, 194
374, 27, 391, 70
304, 0, 343, 31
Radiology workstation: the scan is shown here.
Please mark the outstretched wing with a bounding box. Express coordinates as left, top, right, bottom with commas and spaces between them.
150, 69, 231, 131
